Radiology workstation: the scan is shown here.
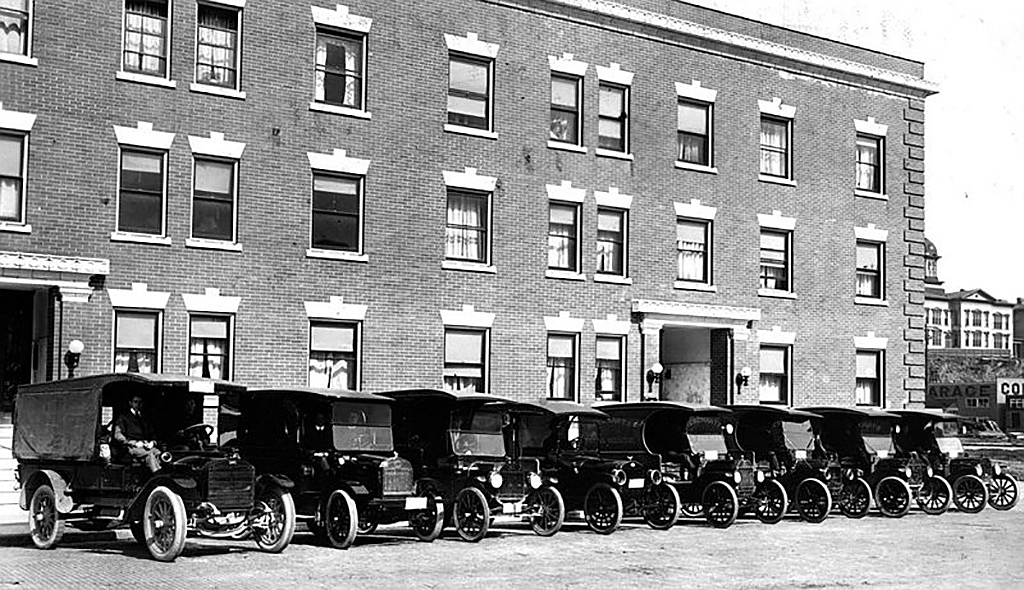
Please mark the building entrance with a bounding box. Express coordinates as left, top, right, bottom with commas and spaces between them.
657, 326, 731, 405
0, 289, 34, 413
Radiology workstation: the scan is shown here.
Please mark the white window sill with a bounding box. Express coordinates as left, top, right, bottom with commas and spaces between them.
309, 102, 372, 120
547, 140, 587, 154
595, 148, 634, 161
191, 83, 246, 100
305, 248, 369, 263
0, 53, 37, 67
854, 297, 889, 307
674, 281, 716, 292
0, 222, 31, 234
110, 231, 172, 246
444, 124, 498, 140
116, 71, 177, 89
855, 189, 889, 201
675, 161, 718, 174
546, 269, 586, 281
594, 274, 633, 285
758, 288, 796, 299
758, 174, 796, 187
186, 238, 243, 252
442, 259, 497, 274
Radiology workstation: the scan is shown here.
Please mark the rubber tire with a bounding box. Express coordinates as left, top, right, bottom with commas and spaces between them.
643, 483, 681, 530
410, 501, 445, 542
838, 478, 872, 519
28, 484, 64, 550
252, 486, 296, 553
323, 489, 358, 549
795, 479, 832, 524
453, 487, 490, 543
987, 473, 1019, 511
702, 481, 739, 529
754, 479, 789, 525
142, 486, 187, 562
584, 483, 623, 535
875, 476, 912, 518
953, 474, 988, 514
916, 476, 953, 515
529, 485, 566, 537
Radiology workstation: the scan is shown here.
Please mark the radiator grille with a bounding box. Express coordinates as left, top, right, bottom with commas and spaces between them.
381, 456, 415, 496
736, 459, 756, 496
496, 468, 527, 502
205, 459, 255, 512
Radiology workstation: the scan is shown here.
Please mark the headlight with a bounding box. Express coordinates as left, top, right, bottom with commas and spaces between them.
975, 464, 983, 477
994, 465, 1002, 476
612, 469, 627, 486
845, 469, 856, 481
926, 466, 934, 478
649, 470, 663, 486
732, 471, 742, 484
488, 472, 503, 489
528, 473, 542, 490
903, 466, 912, 479
756, 470, 765, 483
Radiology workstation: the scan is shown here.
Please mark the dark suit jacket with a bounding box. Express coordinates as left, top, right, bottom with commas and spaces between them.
114, 410, 154, 443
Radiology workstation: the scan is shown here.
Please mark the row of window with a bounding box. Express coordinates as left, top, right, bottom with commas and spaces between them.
926, 329, 1012, 350
926, 309, 1012, 330
758, 345, 884, 407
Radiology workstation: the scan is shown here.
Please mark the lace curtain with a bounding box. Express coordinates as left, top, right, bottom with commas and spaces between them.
759, 120, 787, 176
446, 193, 485, 261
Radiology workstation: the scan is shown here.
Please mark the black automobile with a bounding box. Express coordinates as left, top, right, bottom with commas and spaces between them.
892, 409, 1018, 513
14, 373, 296, 562
726, 405, 832, 523
379, 389, 566, 542
222, 386, 445, 548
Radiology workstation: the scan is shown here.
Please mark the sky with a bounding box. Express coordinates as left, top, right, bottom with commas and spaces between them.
686, 0, 1024, 302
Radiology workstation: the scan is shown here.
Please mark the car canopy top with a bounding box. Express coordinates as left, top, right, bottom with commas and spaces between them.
498, 398, 609, 417
247, 386, 392, 403
376, 388, 513, 405
726, 404, 820, 422
597, 401, 733, 454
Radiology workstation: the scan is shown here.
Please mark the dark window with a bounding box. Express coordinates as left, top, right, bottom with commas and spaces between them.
856, 241, 882, 298
315, 30, 363, 108
548, 203, 579, 271
596, 336, 623, 402
760, 230, 790, 291
309, 322, 358, 390
114, 311, 159, 373
123, 0, 168, 77
445, 189, 489, 263
118, 149, 164, 235
196, 3, 239, 89
855, 350, 882, 406
0, 133, 24, 223
677, 101, 710, 166
311, 174, 361, 252
550, 74, 581, 145
677, 219, 710, 282
759, 116, 790, 178
189, 315, 230, 379
0, 0, 29, 55
598, 84, 628, 152
856, 135, 882, 192
447, 55, 491, 130
547, 334, 577, 400
596, 208, 625, 276
759, 346, 789, 404
192, 159, 235, 241
444, 329, 487, 392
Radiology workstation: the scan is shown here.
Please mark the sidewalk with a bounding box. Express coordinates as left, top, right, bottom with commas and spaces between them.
0, 520, 130, 546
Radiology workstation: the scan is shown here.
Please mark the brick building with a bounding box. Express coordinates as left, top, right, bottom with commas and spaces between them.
0, 0, 937, 414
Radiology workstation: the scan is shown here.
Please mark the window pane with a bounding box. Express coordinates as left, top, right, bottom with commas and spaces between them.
311, 324, 355, 353
596, 337, 621, 360
677, 102, 707, 134
760, 232, 786, 251
599, 86, 623, 116
597, 210, 621, 233
193, 197, 233, 240
195, 160, 233, 194
450, 58, 488, 94
551, 77, 577, 107
116, 312, 157, 348
760, 347, 785, 373
122, 151, 162, 174
677, 220, 706, 244
856, 352, 878, 378
857, 243, 879, 270
0, 135, 21, 176
760, 119, 788, 148
191, 316, 228, 339
548, 334, 575, 358
445, 330, 484, 364
550, 204, 575, 225
314, 175, 358, 196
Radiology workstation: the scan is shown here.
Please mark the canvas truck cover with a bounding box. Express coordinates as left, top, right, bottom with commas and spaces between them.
14, 380, 102, 461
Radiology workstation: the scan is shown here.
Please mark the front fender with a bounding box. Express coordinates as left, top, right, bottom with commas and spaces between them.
257, 473, 294, 490
20, 469, 74, 514
127, 476, 199, 520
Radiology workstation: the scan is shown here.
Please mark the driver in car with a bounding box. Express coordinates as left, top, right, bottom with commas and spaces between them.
113, 394, 162, 473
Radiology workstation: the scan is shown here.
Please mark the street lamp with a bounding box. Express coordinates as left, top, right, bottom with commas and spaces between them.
734, 366, 752, 389
645, 362, 664, 397
64, 340, 84, 379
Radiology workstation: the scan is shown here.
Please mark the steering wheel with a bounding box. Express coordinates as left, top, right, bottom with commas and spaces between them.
181, 423, 214, 444
453, 434, 478, 455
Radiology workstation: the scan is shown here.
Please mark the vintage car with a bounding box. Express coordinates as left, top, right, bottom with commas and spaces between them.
726, 405, 832, 523
379, 388, 566, 541
799, 406, 913, 518
13, 373, 296, 562
892, 409, 1018, 513
222, 387, 445, 548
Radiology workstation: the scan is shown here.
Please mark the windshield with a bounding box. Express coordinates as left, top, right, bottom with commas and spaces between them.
687, 416, 727, 454
859, 418, 894, 455
329, 402, 393, 452
449, 408, 505, 457
782, 421, 814, 451
936, 436, 964, 456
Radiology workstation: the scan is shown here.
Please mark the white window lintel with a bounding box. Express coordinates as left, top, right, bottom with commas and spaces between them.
445, 32, 499, 59
549, 53, 588, 77
181, 288, 241, 314
595, 187, 633, 210
108, 283, 170, 310
675, 199, 717, 220
546, 181, 585, 203
545, 312, 585, 333
440, 305, 495, 328
592, 315, 630, 336
304, 296, 368, 321
758, 210, 797, 231
308, 149, 371, 176
0, 103, 37, 132
596, 63, 633, 86
855, 333, 889, 350
311, 4, 372, 33
855, 116, 888, 137
855, 224, 889, 243
443, 167, 497, 193
675, 80, 717, 103
758, 327, 796, 346
114, 122, 175, 150
758, 97, 796, 119
188, 132, 246, 159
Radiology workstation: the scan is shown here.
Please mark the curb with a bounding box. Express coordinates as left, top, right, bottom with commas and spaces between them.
0, 524, 131, 547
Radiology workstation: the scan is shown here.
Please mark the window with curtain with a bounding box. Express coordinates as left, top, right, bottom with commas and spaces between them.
123, 0, 168, 77
192, 158, 235, 241
759, 230, 790, 291
758, 346, 788, 404
973, 332, 982, 347
0, 0, 29, 55
598, 83, 627, 152
448, 55, 490, 130
0, 133, 24, 223
114, 311, 159, 373
309, 322, 358, 390
759, 116, 790, 178
856, 241, 882, 299
677, 101, 710, 165
311, 174, 360, 252
445, 189, 489, 263
596, 208, 625, 276
548, 203, 578, 271
548, 334, 577, 400
595, 336, 623, 402
855, 350, 882, 406
118, 149, 164, 235
855, 134, 882, 192
315, 30, 363, 109
677, 219, 709, 282
189, 315, 230, 380
550, 75, 581, 145
444, 329, 487, 392
196, 3, 239, 89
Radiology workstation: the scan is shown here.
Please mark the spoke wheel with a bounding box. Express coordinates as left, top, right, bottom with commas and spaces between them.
702, 481, 739, 529
357, 511, 379, 535
679, 502, 703, 518
323, 489, 358, 549
28, 484, 64, 550
251, 486, 296, 553
410, 500, 445, 542
838, 478, 872, 519
953, 474, 988, 514
529, 486, 566, 537
988, 474, 1019, 511
754, 479, 789, 525
143, 486, 187, 562
584, 482, 623, 535
875, 476, 912, 518
643, 483, 681, 530
795, 479, 832, 524
453, 487, 490, 543
916, 476, 952, 515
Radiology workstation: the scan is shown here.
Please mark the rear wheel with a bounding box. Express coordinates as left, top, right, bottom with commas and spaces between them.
142, 486, 187, 562
754, 479, 788, 525
702, 481, 738, 529
875, 476, 912, 518
529, 486, 565, 537
643, 483, 681, 530
917, 476, 952, 515
28, 484, 64, 550
251, 486, 296, 553
795, 479, 831, 523
953, 474, 988, 513
453, 487, 490, 542
584, 483, 623, 535
410, 500, 445, 542
323, 489, 358, 549
988, 473, 1019, 511
838, 478, 872, 519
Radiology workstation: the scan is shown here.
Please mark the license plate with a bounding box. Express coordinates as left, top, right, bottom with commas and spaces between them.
628, 478, 645, 489
404, 497, 428, 511
795, 450, 807, 460
502, 502, 522, 515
